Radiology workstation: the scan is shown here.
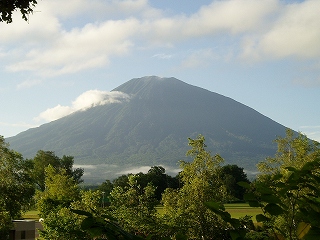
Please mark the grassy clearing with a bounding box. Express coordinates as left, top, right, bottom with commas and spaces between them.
156, 205, 165, 215
22, 210, 40, 220
224, 203, 262, 220
156, 203, 262, 221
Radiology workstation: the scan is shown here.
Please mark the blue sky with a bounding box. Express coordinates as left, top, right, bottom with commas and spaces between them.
1, 0, 320, 142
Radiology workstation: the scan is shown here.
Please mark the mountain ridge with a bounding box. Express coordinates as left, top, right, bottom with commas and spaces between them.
7, 76, 286, 181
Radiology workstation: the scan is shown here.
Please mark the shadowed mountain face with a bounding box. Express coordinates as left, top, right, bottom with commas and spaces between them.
7, 76, 286, 181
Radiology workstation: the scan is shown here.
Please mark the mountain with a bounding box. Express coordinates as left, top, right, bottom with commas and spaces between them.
7, 76, 286, 181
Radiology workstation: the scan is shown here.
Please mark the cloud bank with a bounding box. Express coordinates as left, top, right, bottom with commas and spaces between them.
116, 165, 181, 176
1, 0, 320, 77
35, 90, 130, 122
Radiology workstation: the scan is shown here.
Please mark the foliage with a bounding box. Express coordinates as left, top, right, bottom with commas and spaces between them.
102, 166, 180, 203
0, 136, 35, 220
113, 174, 130, 188
205, 201, 253, 240
220, 164, 250, 201
29, 150, 84, 191
134, 166, 180, 201
241, 156, 320, 240
207, 130, 320, 240
36, 165, 90, 239
0, 0, 37, 23
0, 211, 12, 240
161, 135, 229, 239
99, 180, 114, 197
38, 188, 104, 240
248, 129, 320, 239
110, 175, 160, 238
257, 129, 320, 176
72, 209, 143, 240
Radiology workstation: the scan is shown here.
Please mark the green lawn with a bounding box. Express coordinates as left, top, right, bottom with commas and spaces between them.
22, 210, 40, 220
156, 203, 262, 221
224, 203, 262, 220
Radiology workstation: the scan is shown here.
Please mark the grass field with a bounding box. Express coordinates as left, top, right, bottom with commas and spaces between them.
22, 210, 40, 220
156, 203, 262, 221
224, 203, 262, 220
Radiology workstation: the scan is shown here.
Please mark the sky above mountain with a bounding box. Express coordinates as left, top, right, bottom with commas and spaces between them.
1, 0, 319, 142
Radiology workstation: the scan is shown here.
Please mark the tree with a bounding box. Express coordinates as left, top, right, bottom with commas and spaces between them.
113, 174, 130, 189
241, 129, 320, 239
161, 135, 229, 239
0, 0, 37, 23
0, 136, 35, 239
257, 128, 320, 175
220, 164, 250, 201
239, 157, 320, 240
204, 130, 320, 240
134, 166, 180, 201
30, 150, 83, 191
98, 179, 114, 202
36, 165, 90, 240
110, 175, 160, 238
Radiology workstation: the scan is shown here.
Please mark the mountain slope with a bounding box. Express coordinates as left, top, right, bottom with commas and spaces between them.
7, 76, 286, 180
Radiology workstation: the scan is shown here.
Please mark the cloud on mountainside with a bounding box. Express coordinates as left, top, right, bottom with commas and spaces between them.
1, 0, 320, 77
73, 164, 180, 179
116, 165, 181, 176
34, 90, 130, 122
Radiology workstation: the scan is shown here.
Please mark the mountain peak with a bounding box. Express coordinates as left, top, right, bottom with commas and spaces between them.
7, 76, 286, 181
140, 76, 167, 81
113, 76, 185, 96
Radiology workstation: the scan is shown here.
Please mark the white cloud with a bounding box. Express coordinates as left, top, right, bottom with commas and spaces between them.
73, 163, 118, 169
35, 105, 73, 122
7, 19, 140, 76
152, 53, 173, 59
45, 0, 160, 20
35, 90, 130, 122
117, 165, 180, 175
117, 166, 152, 175
241, 0, 320, 60
0, 7, 61, 45
179, 48, 218, 69
16, 79, 43, 89
146, 0, 278, 44
2, 0, 320, 76
186, 0, 278, 35
72, 90, 130, 110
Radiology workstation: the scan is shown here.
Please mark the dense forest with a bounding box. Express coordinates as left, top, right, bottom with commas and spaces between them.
1, 129, 320, 239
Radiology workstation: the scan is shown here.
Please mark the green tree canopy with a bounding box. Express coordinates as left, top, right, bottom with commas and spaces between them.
243, 129, 320, 239
110, 175, 159, 238
36, 165, 90, 240
161, 135, 229, 239
257, 128, 320, 175
134, 166, 179, 201
0, 136, 34, 219
220, 164, 250, 201
29, 150, 83, 191
0, 136, 35, 239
